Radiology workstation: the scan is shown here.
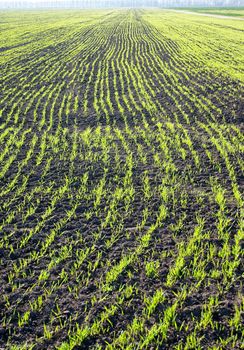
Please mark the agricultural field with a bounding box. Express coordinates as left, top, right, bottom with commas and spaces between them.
0, 8, 243, 350
176, 7, 244, 18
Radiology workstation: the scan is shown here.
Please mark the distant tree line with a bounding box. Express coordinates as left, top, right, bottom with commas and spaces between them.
0, 0, 242, 8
